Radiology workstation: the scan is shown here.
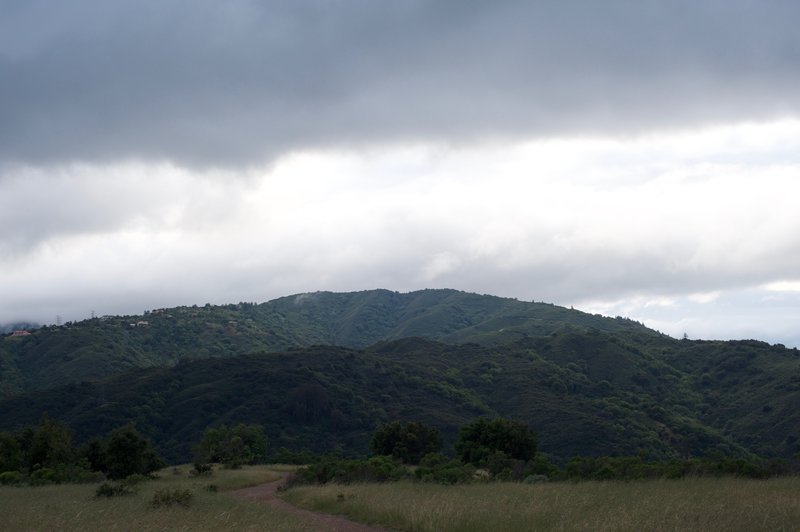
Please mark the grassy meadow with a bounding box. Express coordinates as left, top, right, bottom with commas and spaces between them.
282, 476, 800, 532
0, 465, 314, 532
4, 466, 800, 531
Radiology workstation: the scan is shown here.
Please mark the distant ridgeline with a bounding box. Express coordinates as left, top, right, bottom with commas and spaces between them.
1, 289, 798, 464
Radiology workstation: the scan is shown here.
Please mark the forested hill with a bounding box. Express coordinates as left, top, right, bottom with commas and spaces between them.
0, 289, 657, 395
0, 334, 798, 463
1, 288, 799, 463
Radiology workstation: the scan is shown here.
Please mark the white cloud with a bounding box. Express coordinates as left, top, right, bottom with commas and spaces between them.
2, 119, 800, 349
588, 288, 800, 348
764, 280, 800, 292
688, 292, 722, 304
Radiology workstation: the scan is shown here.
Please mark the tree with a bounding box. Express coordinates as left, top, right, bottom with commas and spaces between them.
194, 424, 268, 468
103, 423, 164, 479
0, 431, 22, 472
455, 418, 537, 466
371, 421, 442, 464
79, 437, 106, 472
23, 415, 76, 471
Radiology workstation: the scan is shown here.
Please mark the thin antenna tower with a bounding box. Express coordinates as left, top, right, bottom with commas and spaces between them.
56, 315, 62, 326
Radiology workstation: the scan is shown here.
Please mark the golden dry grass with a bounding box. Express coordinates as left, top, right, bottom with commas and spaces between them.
282, 476, 800, 532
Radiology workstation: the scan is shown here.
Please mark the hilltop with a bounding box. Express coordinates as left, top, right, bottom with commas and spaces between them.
0, 289, 656, 395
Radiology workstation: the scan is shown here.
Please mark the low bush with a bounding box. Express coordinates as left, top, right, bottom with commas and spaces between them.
415, 457, 475, 484
190, 462, 213, 477
151, 488, 193, 508
29, 467, 56, 486
295, 455, 408, 485
268, 447, 318, 465
95, 482, 135, 498
0, 471, 22, 485
121, 473, 148, 486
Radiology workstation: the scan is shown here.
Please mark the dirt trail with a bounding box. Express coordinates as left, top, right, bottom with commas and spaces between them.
232, 474, 390, 532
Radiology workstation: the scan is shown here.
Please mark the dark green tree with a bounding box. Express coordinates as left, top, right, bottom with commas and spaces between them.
455, 418, 537, 465
103, 423, 165, 479
371, 421, 442, 464
23, 415, 76, 471
79, 437, 106, 472
0, 431, 22, 472
194, 424, 268, 468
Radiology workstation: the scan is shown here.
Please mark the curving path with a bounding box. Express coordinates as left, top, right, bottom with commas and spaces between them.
233, 474, 389, 532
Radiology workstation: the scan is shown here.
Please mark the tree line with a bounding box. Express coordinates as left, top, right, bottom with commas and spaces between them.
0, 416, 164, 485
290, 418, 800, 485
3, 415, 797, 487
0, 416, 269, 486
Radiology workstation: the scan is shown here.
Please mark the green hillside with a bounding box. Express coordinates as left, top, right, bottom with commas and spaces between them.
0, 289, 657, 395
2, 289, 797, 465
1, 332, 797, 464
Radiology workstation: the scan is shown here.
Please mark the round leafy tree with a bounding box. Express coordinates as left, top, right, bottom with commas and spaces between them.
194, 424, 268, 469
104, 423, 165, 479
455, 418, 537, 465
371, 421, 442, 464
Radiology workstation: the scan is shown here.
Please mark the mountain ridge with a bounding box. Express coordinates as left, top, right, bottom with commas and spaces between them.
1, 333, 797, 463
0, 288, 660, 395
2, 288, 797, 464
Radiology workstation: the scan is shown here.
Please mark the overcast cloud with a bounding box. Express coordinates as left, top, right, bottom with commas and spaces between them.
1, 1, 799, 346
2, 0, 800, 166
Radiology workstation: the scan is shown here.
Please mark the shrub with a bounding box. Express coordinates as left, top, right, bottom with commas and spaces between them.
295, 455, 409, 485
269, 447, 318, 465
95, 482, 135, 498
104, 424, 165, 480
152, 488, 193, 508
371, 421, 443, 464
414, 458, 475, 484
419, 453, 449, 468
29, 467, 56, 485
121, 473, 147, 487
455, 418, 537, 466
524, 454, 562, 480
190, 462, 213, 477
0, 471, 22, 485
72, 468, 106, 484
194, 424, 268, 469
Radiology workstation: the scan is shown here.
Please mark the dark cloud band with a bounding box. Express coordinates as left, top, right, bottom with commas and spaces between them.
1, 0, 799, 167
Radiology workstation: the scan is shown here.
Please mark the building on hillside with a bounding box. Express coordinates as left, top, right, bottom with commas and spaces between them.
10, 330, 31, 337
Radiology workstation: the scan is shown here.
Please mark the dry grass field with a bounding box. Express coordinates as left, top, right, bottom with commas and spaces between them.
282, 476, 800, 532
0, 465, 312, 532
3, 467, 800, 531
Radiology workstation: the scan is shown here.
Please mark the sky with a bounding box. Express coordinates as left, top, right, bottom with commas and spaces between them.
1, 1, 799, 346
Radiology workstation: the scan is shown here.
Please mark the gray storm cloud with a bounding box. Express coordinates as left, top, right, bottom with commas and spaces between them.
1, 0, 799, 167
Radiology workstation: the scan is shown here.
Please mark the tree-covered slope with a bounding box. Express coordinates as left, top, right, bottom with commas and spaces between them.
0, 289, 658, 395
1, 333, 797, 464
